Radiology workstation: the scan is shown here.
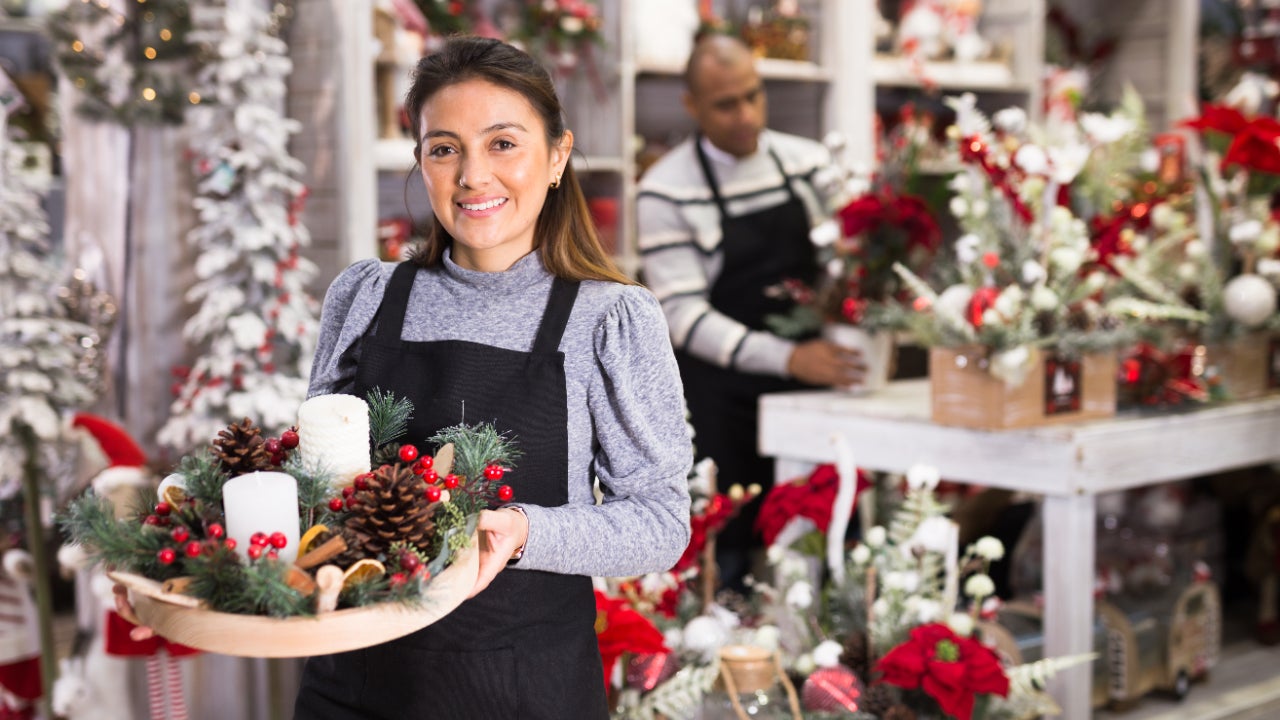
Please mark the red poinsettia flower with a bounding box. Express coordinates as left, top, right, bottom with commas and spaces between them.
673, 491, 740, 573
594, 590, 668, 694
875, 623, 1009, 720
1179, 103, 1249, 137
1222, 116, 1280, 176
755, 463, 869, 547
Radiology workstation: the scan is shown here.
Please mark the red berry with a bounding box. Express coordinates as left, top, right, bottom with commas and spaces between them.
342, 485, 355, 498
281, 429, 299, 449
265, 437, 282, 454
400, 552, 421, 572
269, 532, 288, 549
425, 485, 442, 502
497, 485, 514, 502
157, 548, 177, 565
184, 541, 202, 557
143, 514, 160, 526
267, 549, 279, 560
389, 572, 407, 588
247, 545, 263, 560
412, 463, 426, 476
207, 523, 225, 539
422, 469, 438, 484
250, 532, 269, 547
328, 497, 344, 512
443, 474, 459, 489
346, 496, 359, 509
484, 464, 505, 481
398, 444, 419, 462
171, 526, 190, 543
225, 538, 237, 550
155, 502, 172, 516
419, 455, 434, 470
354, 474, 371, 491
271, 451, 286, 466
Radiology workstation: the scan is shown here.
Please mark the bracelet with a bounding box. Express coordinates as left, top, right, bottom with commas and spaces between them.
504, 506, 528, 565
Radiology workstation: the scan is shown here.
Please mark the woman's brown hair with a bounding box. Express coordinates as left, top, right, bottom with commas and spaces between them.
404, 36, 634, 286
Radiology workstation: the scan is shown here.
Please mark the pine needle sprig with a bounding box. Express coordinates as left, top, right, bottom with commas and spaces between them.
339, 575, 390, 608
428, 422, 521, 514
366, 387, 414, 450
240, 560, 313, 618
284, 453, 338, 529
176, 451, 229, 507
58, 494, 180, 579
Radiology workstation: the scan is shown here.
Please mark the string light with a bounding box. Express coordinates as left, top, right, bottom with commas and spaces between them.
142, 87, 157, 101
71, 40, 84, 52
144, 47, 157, 59
160, 28, 172, 41
188, 91, 201, 104
74, 78, 87, 89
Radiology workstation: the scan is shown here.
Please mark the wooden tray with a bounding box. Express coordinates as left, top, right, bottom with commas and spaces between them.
108, 535, 479, 658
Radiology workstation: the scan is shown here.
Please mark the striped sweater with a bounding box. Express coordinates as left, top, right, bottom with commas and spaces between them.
637, 130, 841, 378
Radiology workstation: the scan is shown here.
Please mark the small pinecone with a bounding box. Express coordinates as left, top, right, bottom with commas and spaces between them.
841, 631, 869, 678
212, 418, 273, 476
344, 464, 436, 558
882, 704, 917, 720
310, 525, 364, 569
861, 683, 899, 718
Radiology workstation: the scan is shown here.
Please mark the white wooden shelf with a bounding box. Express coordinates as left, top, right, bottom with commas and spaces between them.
636, 57, 831, 83
373, 137, 416, 173
871, 54, 1025, 91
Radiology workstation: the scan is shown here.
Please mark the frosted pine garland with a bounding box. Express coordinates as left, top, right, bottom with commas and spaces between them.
0, 117, 102, 498
158, 0, 319, 453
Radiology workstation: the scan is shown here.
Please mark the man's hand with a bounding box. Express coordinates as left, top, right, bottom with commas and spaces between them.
468, 507, 529, 598
787, 339, 866, 388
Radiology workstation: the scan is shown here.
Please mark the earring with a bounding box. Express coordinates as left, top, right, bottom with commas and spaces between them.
549, 173, 561, 189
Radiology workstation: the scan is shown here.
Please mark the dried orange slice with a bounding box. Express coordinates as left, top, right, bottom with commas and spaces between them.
298, 524, 329, 557
161, 484, 188, 507
341, 558, 386, 587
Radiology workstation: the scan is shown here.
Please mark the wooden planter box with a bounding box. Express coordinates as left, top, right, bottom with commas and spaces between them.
1202, 332, 1276, 401
930, 347, 1118, 430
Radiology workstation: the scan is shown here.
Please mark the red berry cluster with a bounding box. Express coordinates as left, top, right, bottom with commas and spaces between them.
245, 530, 289, 560
390, 547, 431, 589
151, 505, 236, 566
263, 427, 300, 467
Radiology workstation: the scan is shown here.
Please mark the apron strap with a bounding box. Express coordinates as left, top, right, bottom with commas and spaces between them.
693, 135, 803, 220
373, 261, 421, 345
531, 276, 580, 355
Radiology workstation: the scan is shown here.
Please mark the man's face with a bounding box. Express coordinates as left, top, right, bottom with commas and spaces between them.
684, 56, 767, 158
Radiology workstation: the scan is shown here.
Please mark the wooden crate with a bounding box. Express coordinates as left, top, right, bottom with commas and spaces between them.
930, 347, 1118, 430
1203, 332, 1274, 401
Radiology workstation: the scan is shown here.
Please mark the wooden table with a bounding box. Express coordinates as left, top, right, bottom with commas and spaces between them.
758, 379, 1280, 720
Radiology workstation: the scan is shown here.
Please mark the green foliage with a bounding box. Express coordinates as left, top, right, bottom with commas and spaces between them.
176, 451, 228, 508
428, 421, 521, 514
365, 387, 414, 455
58, 494, 180, 580
284, 453, 338, 529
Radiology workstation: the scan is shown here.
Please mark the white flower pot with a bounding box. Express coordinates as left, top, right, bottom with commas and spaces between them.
822, 323, 894, 394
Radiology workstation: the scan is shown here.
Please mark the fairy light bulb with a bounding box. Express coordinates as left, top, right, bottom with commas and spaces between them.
144, 47, 157, 60
188, 91, 201, 104
160, 28, 172, 41
142, 87, 156, 101
71, 40, 84, 52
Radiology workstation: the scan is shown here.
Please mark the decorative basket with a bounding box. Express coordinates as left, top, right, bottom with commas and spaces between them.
107, 532, 479, 658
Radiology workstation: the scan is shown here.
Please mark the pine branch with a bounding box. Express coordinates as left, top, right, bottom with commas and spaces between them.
365, 387, 414, 450
58, 494, 181, 579
284, 453, 337, 527
428, 422, 522, 514
177, 450, 229, 507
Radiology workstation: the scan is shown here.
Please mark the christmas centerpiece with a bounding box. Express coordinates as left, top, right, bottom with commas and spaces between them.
769, 110, 945, 394
886, 91, 1158, 428
60, 390, 518, 657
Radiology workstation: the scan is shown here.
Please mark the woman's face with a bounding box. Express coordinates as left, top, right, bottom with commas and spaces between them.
418, 79, 572, 272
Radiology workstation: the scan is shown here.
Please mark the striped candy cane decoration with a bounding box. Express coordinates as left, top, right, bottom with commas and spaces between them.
146, 655, 166, 720
165, 651, 189, 720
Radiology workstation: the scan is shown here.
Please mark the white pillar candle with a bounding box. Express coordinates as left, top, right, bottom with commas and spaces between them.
297, 394, 371, 485
222, 471, 301, 563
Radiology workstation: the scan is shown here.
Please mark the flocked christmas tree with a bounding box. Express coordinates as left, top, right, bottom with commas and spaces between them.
157, 0, 319, 454
0, 72, 115, 715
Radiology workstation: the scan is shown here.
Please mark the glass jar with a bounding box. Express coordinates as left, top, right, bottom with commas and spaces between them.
699, 645, 801, 720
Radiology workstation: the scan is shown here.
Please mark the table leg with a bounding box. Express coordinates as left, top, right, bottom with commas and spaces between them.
1042, 492, 1097, 720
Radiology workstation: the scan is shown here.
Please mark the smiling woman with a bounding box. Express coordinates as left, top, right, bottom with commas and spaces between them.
295, 37, 693, 720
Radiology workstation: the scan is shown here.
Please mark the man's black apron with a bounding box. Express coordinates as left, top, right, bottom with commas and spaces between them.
675, 138, 817, 585
295, 262, 607, 719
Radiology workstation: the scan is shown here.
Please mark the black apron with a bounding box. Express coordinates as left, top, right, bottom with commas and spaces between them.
295, 262, 607, 719
676, 138, 817, 583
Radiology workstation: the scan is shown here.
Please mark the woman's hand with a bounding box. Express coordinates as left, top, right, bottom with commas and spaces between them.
112, 583, 155, 641
468, 507, 529, 598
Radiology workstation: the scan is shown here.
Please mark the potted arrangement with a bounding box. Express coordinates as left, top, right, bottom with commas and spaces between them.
769, 107, 945, 394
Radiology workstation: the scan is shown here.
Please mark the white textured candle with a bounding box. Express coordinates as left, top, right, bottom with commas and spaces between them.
297, 394, 371, 485
222, 471, 301, 563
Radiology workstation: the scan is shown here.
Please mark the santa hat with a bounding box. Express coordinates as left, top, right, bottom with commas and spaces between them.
70, 413, 151, 495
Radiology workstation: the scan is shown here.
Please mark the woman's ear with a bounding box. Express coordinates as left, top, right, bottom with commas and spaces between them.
552, 129, 574, 178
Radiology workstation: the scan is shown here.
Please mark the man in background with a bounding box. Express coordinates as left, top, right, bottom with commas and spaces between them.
638, 35, 863, 590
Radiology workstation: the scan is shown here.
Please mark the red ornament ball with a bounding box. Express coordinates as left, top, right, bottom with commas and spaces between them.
247, 545, 263, 560
328, 497, 345, 512
281, 428, 300, 449
398, 444, 419, 463
484, 464, 505, 481
207, 523, 225, 539
497, 485, 514, 502
157, 548, 177, 565
250, 532, 269, 547
425, 485, 442, 502
155, 502, 172, 516
264, 437, 283, 454
443, 474, 460, 490
184, 541, 202, 558
171, 526, 190, 543
269, 532, 288, 549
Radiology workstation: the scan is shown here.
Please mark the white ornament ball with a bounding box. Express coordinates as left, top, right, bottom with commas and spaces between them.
1223, 274, 1278, 327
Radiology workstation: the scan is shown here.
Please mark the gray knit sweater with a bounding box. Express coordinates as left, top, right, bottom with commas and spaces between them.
308, 249, 692, 578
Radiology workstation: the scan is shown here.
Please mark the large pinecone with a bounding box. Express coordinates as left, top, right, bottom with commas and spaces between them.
344, 464, 437, 558
212, 418, 273, 476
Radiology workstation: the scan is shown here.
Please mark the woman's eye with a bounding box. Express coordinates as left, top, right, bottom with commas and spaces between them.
427, 145, 455, 157
494, 139, 516, 151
